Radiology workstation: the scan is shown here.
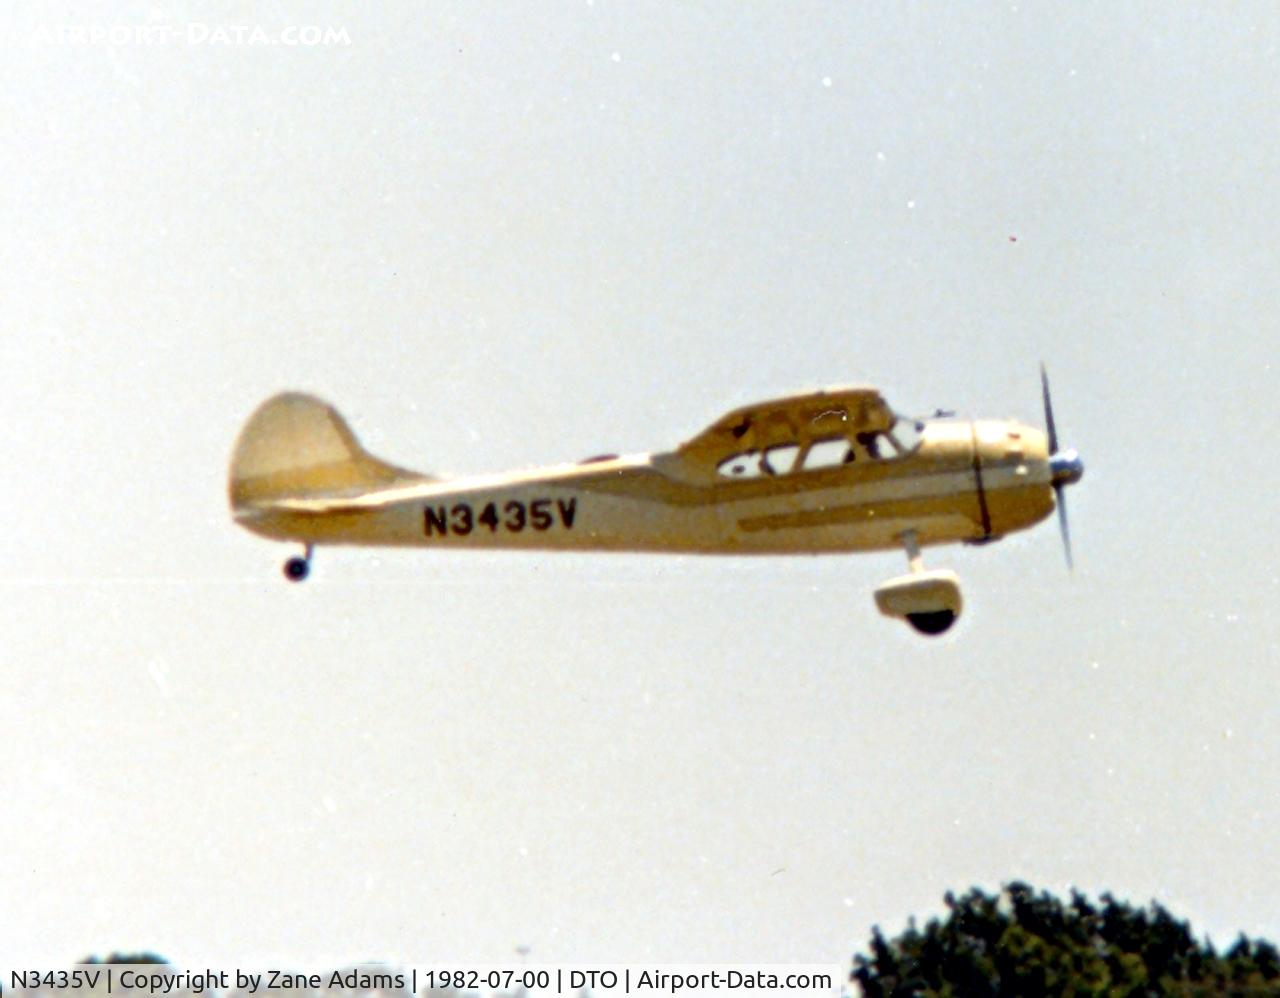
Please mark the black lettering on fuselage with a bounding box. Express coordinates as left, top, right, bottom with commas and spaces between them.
450, 503, 473, 535
425, 506, 448, 536
424, 497, 577, 537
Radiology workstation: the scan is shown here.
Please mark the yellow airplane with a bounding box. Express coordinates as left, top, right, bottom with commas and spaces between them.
229, 369, 1083, 636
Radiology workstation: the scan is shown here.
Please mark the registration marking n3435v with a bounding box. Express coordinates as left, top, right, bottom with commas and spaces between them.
424, 498, 577, 537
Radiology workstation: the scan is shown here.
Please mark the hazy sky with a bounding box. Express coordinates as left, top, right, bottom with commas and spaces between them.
5, 0, 1280, 972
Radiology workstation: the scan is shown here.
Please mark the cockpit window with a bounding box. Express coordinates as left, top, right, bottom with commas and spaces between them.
800, 431, 910, 470
852, 428, 913, 460
718, 425, 916, 479
803, 437, 856, 470
887, 417, 925, 454
762, 443, 801, 475
856, 431, 885, 459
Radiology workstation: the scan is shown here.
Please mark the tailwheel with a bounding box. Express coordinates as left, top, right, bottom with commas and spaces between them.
283, 544, 314, 583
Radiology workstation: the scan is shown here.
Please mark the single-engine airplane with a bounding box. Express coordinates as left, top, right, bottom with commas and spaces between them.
229, 368, 1083, 635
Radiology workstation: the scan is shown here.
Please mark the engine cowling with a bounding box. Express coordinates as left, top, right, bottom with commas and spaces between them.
874, 569, 963, 636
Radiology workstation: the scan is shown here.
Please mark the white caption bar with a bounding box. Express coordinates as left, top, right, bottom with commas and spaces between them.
4, 965, 843, 998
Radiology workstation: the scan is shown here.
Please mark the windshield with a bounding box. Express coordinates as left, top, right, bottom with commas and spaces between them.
887, 416, 925, 455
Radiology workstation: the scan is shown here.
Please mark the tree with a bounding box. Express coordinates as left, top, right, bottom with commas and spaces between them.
852, 882, 1280, 996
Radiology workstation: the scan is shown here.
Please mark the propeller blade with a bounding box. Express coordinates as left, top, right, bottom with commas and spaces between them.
1055, 484, 1073, 571
1040, 362, 1059, 455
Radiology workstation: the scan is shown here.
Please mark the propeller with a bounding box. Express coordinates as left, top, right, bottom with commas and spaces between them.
1040, 364, 1084, 569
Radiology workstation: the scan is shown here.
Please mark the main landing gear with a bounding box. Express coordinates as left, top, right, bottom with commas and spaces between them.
283, 544, 314, 583
873, 530, 963, 636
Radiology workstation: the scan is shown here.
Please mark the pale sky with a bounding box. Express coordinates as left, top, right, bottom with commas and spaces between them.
4, 0, 1280, 972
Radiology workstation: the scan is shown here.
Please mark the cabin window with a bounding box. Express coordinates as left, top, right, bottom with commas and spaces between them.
762, 444, 801, 476
802, 437, 855, 471
717, 451, 766, 478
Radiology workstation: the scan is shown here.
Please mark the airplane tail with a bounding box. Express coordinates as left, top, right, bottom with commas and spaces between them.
229, 392, 429, 511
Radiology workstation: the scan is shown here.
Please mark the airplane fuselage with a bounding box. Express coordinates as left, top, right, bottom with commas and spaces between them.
234, 419, 1056, 555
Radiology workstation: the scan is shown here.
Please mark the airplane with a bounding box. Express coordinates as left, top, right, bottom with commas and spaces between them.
229, 369, 1083, 636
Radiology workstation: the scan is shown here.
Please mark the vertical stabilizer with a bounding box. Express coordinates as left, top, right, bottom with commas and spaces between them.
229, 393, 428, 510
